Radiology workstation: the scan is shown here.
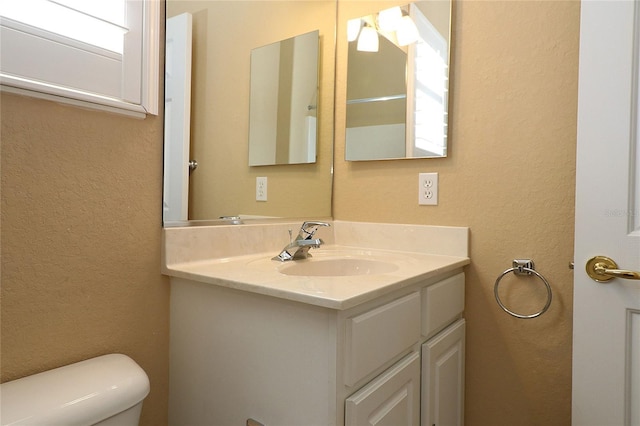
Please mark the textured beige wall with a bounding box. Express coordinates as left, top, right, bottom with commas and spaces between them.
335, 1, 579, 424
0, 1, 579, 425
1, 93, 169, 425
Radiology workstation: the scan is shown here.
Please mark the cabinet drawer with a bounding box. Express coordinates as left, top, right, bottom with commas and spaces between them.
345, 292, 421, 386
422, 273, 465, 339
345, 351, 420, 426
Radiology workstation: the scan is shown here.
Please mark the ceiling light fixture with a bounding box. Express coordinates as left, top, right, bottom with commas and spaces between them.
395, 14, 419, 46
350, 7, 419, 52
356, 24, 379, 52
377, 6, 402, 32
347, 18, 362, 42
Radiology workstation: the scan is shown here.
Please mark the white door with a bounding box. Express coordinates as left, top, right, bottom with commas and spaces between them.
163, 13, 192, 223
573, 1, 640, 425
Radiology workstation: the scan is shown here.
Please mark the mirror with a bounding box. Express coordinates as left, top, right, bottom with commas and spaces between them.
249, 30, 320, 166
344, 1, 451, 161
164, 1, 336, 225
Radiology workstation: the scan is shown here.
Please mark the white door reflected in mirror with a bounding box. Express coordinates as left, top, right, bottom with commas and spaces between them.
163, 12, 192, 223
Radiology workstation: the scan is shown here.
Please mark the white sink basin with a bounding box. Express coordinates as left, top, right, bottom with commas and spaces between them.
277, 258, 398, 277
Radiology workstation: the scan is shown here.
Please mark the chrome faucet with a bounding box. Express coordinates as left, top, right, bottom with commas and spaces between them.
272, 221, 330, 261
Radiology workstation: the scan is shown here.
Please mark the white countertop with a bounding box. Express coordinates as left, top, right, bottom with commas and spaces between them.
164, 245, 470, 310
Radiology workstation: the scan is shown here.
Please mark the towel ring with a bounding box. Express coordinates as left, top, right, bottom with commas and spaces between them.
494, 260, 552, 319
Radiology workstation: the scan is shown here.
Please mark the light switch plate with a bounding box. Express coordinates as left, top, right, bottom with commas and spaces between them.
418, 173, 438, 205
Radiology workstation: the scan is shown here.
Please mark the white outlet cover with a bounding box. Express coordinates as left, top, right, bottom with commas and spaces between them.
418, 173, 438, 205
256, 177, 267, 201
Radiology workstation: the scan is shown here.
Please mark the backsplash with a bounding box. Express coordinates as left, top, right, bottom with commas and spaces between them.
162, 220, 468, 270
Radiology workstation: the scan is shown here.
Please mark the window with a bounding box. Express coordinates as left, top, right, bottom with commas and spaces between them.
407, 4, 448, 157
0, 0, 160, 117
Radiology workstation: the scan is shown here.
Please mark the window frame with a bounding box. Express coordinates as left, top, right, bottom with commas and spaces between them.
0, 0, 160, 118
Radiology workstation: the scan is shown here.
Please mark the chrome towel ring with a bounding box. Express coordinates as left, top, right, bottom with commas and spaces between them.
494, 259, 552, 319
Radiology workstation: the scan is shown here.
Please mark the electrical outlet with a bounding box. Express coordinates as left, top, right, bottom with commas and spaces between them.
418, 173, 438, 205
256, 177, 267, 201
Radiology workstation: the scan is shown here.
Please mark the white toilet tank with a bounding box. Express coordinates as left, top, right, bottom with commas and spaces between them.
0, 354, 150, 426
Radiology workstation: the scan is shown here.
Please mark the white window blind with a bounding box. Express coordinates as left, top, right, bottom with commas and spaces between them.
0, 0, 159, 116
409, 5, 448, 157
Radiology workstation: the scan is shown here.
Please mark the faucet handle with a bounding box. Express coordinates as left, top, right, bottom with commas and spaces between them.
299, 221, 330, 239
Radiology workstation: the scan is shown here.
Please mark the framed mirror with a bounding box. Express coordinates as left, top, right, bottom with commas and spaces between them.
248, 30, 320, 167
164, 1, 336, 225
343, 1, 452, 161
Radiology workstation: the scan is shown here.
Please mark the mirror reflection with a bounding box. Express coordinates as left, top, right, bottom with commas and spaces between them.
345, 2, 451, 161
249, 30, 320, 167
164, 1, 336, 225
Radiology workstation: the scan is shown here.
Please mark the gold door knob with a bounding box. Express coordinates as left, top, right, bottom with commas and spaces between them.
586, 256, 640, 282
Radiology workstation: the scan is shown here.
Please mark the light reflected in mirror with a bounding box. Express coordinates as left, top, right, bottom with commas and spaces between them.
249, 30, 320, 167
345, 2, 451, 161
163, 1, 336, 225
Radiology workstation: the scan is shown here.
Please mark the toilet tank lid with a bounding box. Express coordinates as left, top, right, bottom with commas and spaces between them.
0, 354, 150, 426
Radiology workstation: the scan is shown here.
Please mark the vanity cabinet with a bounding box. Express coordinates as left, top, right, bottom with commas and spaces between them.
169, 271, 465, 426
343, 273, 465, 426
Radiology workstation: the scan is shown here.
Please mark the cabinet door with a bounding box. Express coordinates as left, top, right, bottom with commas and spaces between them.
422, 319, 465, 426
345, 351, 420, 426
345, 292, 421, 386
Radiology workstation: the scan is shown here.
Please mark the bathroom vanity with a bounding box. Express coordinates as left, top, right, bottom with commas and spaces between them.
163, 221, 469, 426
